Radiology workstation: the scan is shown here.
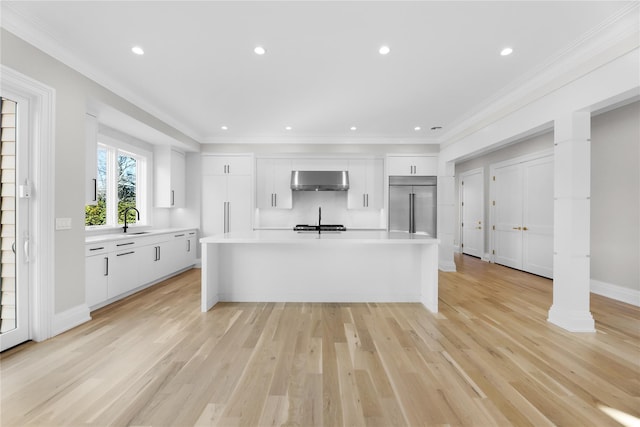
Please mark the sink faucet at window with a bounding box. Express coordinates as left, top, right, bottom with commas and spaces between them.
122, 207, 140, 233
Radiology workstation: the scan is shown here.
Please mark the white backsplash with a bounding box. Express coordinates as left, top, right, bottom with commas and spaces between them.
255, 191, 385, 229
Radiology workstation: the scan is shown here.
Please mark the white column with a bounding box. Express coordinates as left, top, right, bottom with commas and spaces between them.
547, 112, 595, 332
438, 161, 457, 272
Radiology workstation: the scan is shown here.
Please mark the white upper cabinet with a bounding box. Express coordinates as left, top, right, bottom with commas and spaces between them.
202, 155, 253, 176
155, 147, 186, 208
347, 159, 384, 210
256, 158, 293, 209
292, 158, 348, 171
387, 155, 438, 176
85, 113, 98, 205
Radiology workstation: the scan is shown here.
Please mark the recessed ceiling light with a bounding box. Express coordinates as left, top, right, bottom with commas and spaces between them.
350, 126, 357, 131
254, 46, 266, 55
414, 126, 421, 131
285, 126, 292, 131
131, 46, 144, 55
379, 45, 391, 55
500, 47, 513, 56
221, 126, 228, 131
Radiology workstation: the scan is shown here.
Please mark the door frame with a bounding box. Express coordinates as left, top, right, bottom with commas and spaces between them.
1, 65, 55, 344
458, 167, 485, 258
489, 148, 553, 264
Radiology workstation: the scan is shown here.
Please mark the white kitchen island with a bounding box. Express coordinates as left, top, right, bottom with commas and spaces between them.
200, 230, 439, 313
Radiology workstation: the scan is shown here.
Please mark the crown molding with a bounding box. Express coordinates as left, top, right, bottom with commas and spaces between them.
201, 135, 439, 145
0, 3, 205, 143
440, 2, 640, 150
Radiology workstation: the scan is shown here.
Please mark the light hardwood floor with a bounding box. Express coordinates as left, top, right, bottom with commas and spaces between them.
1, 254, 639, 426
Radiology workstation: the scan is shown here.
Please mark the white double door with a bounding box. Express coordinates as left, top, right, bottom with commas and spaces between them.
492, 155, 554, 278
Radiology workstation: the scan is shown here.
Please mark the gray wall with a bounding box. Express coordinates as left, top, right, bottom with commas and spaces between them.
0, 29, 199, 313
591, 101, 639, 291
455, 101, 640, 292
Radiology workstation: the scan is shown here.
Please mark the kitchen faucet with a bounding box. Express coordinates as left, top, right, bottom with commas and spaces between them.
122, 207, 140, 233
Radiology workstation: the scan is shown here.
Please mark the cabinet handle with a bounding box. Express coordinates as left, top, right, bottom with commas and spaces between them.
104, 257, 109, 276
117, 251, 135, 256
116, 242, 135, 247
274, 193, 277, 207
89, 246, 104, 251
174, 234, 185, 237
363, 193, 366, 207
366, 194, 369, 207
92, 178, 97, 202
187, 239, 191, 252
171, 190, 175, 206
223, 201, 230, 233
227, 164, 230, 174
512, 226, 522, 230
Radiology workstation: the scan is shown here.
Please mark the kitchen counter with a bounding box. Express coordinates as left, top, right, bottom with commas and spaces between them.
201, 230, 438, 313
86, 227, 196, 244
200, 230, 437, 244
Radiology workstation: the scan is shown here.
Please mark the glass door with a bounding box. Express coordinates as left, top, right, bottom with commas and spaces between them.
0, 97, 30, 351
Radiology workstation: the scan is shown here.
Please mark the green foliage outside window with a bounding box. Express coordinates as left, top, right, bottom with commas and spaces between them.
85, 147, 140, 227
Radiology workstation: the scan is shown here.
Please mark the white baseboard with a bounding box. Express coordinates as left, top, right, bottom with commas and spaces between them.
547, 305, 596, 333
52, 304, 91, 336
439, 260, 457, 272
591, 279, 640, 307
482, 253, 491, 262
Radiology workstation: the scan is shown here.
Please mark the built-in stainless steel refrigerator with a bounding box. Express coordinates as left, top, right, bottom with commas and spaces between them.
388, 176, 437, 236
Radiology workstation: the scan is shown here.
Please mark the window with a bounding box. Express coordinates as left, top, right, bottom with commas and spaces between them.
85, 139, 148, 228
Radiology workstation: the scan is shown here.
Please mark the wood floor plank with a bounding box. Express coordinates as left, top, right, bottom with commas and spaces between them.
1, 257, 639, 426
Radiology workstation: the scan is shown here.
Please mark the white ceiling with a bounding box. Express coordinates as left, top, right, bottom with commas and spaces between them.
2, 1, 635, 145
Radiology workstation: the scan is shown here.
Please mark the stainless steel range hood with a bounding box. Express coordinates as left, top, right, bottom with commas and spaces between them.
290, 170, 349, 191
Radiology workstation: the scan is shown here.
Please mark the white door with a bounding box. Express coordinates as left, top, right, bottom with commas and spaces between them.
492, 154, 554, 278
522, 157, 554, 278
493, 163, 523, 270
0, 97, 30, 351
460, 169, 484, 258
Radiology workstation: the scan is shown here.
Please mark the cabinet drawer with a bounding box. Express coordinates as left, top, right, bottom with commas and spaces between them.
85, 242, 114, 256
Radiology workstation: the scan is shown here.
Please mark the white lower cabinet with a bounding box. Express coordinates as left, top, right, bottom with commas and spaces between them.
85, 254, 109, 307
108, 248, 140, 298
85, 229, 197, 310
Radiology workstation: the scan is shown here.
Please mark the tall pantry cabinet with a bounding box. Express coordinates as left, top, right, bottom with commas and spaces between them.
201, 155, 253, 237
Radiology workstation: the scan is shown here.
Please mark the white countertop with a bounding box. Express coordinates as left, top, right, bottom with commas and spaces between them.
200, 230, 438, 244
85, 227, 196, 244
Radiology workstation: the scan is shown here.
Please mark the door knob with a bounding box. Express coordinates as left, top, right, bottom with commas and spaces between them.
476, 226, 482, 230
522, 226, 528, 231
